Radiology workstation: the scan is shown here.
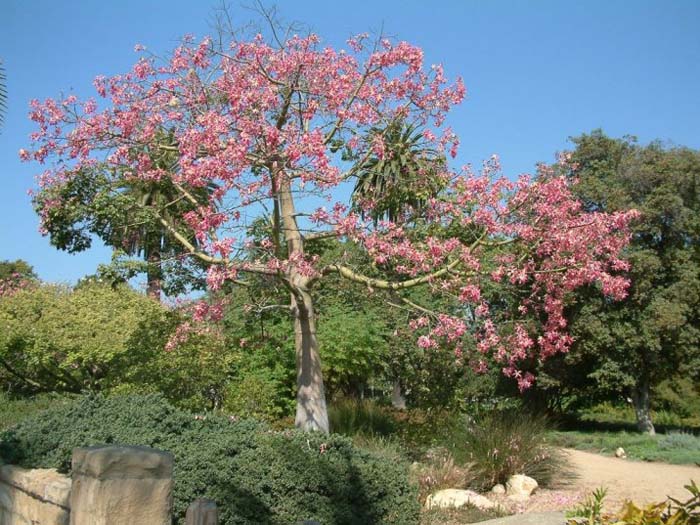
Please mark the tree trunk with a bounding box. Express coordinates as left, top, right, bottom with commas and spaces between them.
631, 380, 655, 435
293, 289, 329, 433
277, 168, 330, 433
146, 245, 162, 302
391, 381, 406, 410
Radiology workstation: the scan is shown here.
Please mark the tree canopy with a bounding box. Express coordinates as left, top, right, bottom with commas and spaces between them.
539, 130, 700, 433
22, 28, 636, 432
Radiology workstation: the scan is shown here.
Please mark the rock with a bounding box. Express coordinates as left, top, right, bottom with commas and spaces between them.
615, 447, 627, 458
0, 465, 71, 525
491, 483, 506, 494
70, 445, 173, 525
425, 489, 496, 511
505, 474, 538, 499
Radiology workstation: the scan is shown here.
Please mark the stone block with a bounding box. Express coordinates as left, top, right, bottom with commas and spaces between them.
0, 465, 70, 525
70, 445, 173, 525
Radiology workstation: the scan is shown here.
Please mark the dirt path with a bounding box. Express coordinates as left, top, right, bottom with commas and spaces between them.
563, 448, 700, 509
499, 448, 700, 515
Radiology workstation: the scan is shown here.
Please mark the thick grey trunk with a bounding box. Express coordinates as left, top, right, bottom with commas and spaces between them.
631, 380, 655, 435
293, 291, 329, 433
277, 168, 329, 433
391, 382, 406, 410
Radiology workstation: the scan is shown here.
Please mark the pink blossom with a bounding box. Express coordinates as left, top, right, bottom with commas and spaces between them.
21, 30, 636, 393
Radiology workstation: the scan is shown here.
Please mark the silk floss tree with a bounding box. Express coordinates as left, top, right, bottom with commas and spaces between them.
22, 31, 638, 432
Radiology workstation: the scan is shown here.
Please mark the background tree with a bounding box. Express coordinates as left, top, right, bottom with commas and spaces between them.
0, 281, 232, 408
23, 28, 636, 432
0, 259, 37, 282
541, 130, 700, 434
32, 129, 212, 300
0, 259, 37, 296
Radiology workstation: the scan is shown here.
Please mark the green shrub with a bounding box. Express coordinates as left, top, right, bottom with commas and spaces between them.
0, 283, 235, 411
0, 392, 74, 431
329, 398, 397, 437
394, 409, 464, 460
655, 378, 700, 420
456, 410, 570, 490
223, 373, 292, 422
658, 431, 700, 451
0, 394, 419, 525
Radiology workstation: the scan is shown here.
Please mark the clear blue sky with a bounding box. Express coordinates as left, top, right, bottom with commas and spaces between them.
1, 0, 699, 285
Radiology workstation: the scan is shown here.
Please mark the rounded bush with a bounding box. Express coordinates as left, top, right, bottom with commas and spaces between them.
0, 393, 419, 525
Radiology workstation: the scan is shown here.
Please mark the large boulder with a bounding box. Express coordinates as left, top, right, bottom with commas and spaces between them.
425, 489, 496, 511
505, 474, 538, 499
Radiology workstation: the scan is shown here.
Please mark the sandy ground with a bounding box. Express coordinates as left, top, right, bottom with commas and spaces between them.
495, 448, 700, 515
563, 448, 700, 509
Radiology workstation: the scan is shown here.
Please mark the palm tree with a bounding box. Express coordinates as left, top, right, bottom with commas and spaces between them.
351, 119, 447, 224
102, 129, 218, 300
350, 119, 448, 408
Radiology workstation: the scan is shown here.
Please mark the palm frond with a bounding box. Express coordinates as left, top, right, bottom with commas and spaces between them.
351, 119, 447, 224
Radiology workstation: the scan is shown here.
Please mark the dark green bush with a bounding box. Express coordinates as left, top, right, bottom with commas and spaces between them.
0, 394, 419, 525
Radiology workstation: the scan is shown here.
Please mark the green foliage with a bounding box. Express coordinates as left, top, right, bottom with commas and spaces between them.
658, 432, 700, 452
574, 401, 700, 430
0, 394, 420, 525
455, 410, 569, 490
0, 259, 37, 281
223, 373, 291, 421
32, 131, 213, 297
655, 379, 700, 421
0, 282, 233, 409
221, 302, 297, 419
392, 410, 464, 461
329, 398, 397, 437
0, 392, 74, 431
0, 283, 164, 393
566, 486, 608, 524
317, 304, 389, 397
351, 119, 446, 224
567, 482, 700, 525
550, 130, 700, 433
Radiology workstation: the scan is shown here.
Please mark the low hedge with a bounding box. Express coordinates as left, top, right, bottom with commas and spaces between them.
0, 393, 419, 524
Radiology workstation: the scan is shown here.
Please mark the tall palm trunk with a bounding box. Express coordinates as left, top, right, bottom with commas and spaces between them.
145, 238, 162, 302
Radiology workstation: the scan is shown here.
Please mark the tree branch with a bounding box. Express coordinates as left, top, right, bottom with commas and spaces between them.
325, 258, 464, 290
